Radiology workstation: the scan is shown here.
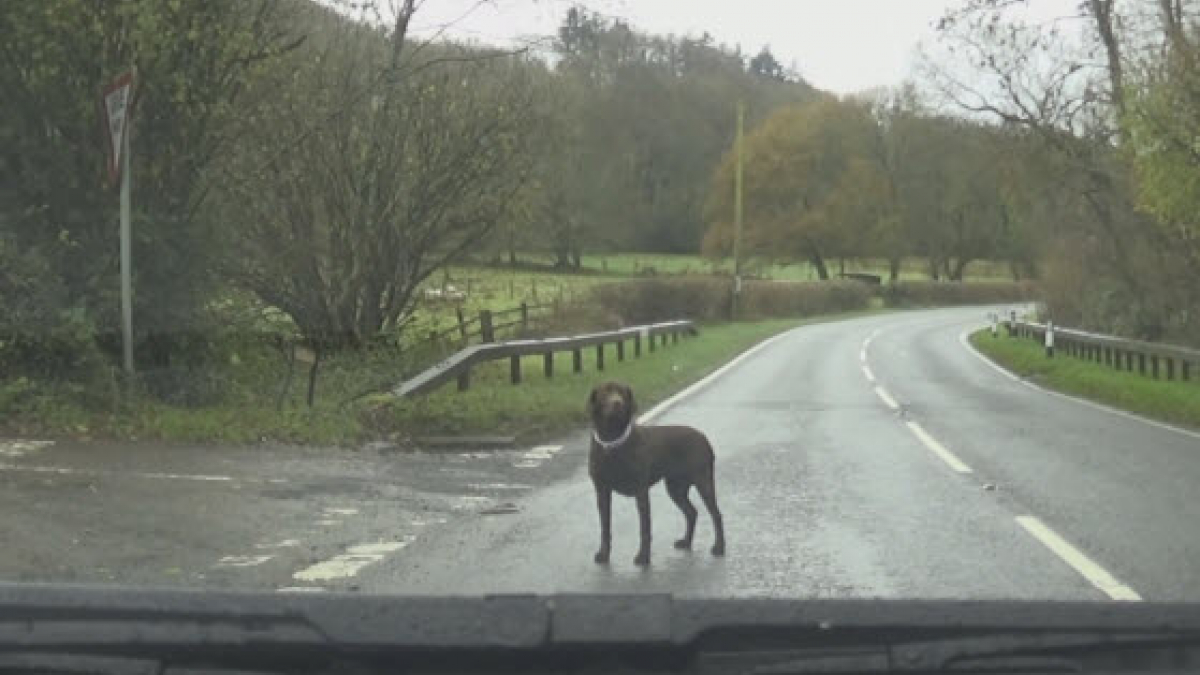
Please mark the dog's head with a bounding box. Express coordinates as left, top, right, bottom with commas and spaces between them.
587, 381, 636, 439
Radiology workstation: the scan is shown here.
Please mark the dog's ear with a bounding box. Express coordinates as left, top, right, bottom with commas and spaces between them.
623, 384, 636, 413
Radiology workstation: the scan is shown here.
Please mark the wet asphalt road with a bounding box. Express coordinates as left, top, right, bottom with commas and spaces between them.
2, 307, 1198, 601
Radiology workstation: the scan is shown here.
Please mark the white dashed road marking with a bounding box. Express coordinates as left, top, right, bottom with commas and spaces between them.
256, 539, 301, 550
0, 463, 238, 483
862, 365, 876, 383
216, 555, 273, 568
905, 421, 973, 474
467, 482, 531, 490
293, 540, 411, 582
1016, 516, 1142, 601
0, 439, 54, 458
514, 444, 562, 469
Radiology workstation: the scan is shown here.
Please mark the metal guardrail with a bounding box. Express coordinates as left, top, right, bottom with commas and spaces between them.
394, 320, 697, 397
1011, 318, 1198, 382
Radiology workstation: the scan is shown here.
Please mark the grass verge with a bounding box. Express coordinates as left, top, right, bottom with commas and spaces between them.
366, 310, 885, 444
970, 329, 1200, 431
2, 311, 883, 447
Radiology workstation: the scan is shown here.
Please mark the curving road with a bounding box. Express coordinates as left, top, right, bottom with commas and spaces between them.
3, 306, 1198, 601
357, 306, 1200, 601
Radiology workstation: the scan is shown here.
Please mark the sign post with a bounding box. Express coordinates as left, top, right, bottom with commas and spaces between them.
103, 71, 135, 374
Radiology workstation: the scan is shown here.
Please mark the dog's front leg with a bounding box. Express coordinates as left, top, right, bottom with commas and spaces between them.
633, 489, 651, 566
594, 484, 612, 564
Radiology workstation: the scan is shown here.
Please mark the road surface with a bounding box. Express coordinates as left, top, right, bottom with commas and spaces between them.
2, 307, 1198, 601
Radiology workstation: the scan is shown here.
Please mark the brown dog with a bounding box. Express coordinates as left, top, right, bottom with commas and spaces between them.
587, 381, 725, 566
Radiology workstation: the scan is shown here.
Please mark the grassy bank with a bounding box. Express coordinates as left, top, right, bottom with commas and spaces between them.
357, 311, 883, 444
970, 329, 1200, 431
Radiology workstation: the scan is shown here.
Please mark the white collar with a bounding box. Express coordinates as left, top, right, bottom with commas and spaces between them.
593, 422, 634, 450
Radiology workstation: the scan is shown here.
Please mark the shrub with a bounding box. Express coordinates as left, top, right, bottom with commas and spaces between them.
739, 281, 872, 319
595, 277, 732, 324
879, 281, 1038, 308
595, 277, 872, 323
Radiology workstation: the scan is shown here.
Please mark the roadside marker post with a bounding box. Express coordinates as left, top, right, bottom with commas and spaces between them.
1045, 321, 1055, 358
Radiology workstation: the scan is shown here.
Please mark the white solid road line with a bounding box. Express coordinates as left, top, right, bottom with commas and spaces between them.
639, 325, 803, 424
959, 328, 1200, 442
1016, 516, 1142, 601
862, 365, 876, 383
906, 421, 973, 474
874, 386, 900, 410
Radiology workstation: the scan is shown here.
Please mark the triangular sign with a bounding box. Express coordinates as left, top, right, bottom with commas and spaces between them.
102, 72, 134, 184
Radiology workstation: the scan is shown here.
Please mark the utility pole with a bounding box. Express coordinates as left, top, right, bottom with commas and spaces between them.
732, 100, 745, 319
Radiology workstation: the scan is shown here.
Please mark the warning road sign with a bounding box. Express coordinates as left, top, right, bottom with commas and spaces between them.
102, 72, 134, 184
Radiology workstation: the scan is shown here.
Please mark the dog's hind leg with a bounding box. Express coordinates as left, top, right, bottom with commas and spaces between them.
667, 479, 698, 550
695, 469, 725, 557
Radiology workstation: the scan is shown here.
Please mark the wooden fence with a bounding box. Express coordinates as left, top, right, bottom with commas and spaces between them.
1011, 318, 1198, 383
394, 320, 697, 397
420, 302, 555, 351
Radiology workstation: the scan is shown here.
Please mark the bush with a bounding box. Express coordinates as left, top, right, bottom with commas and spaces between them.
879, 281, 1038, 308
595, 277, 732, 324
595, 277, 873, 323
739, 281, 872, 319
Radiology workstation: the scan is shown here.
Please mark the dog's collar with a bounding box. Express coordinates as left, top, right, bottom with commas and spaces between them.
593, 422, 634, 450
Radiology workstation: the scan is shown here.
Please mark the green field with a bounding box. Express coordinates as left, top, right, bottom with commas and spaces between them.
970, 329, 1200, 431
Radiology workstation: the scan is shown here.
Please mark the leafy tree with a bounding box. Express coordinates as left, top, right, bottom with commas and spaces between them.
0, 0, 299, 372
702, 98, 877, 279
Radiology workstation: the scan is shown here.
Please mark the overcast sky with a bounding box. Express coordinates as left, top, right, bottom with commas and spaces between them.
407, 0, 1082, 95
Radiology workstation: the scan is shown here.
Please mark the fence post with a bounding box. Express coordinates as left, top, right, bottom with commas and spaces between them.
672, 329, 679, 344
457, 369, 470, 392
1166, 358, 1175, 381
510, 355, 521, 385
649, 331, 657, 353
1138, 353, 1147, 375
617, 339, 625, 362
1184, 361, 1192, 382
634, 333, 642, 357
520, 302, 529, 333
479, 310, 494, 343
544, 352, 554, 379
456, 307, 468, 346
596, 343, 605, 371
572, 348, 582, 374
1152, 356, 1160, 379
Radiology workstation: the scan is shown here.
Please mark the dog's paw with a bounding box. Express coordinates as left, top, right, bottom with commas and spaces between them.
711, 542, 726, 557
593, 550, 610, 564
633, 551, 650, 566
673, 538, 692, 550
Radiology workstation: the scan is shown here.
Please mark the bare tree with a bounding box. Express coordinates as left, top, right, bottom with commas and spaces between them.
219, 2, 540, 355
